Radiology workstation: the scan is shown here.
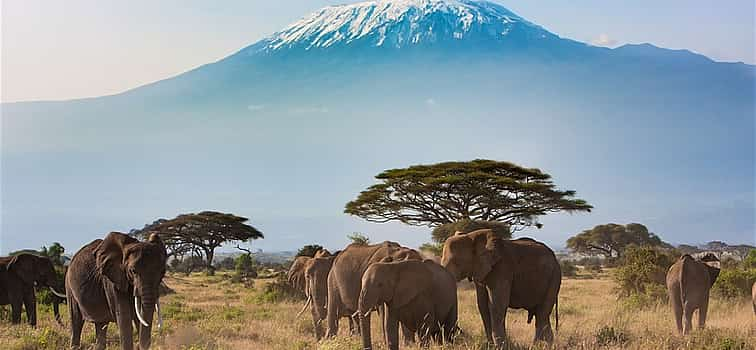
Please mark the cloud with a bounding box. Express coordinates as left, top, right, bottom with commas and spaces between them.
591, 34, 618, 47
291, 106, 329, 114
247, 104, 266, 111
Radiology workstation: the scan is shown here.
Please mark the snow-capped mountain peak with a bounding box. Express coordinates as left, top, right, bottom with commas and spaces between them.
263, 0, 551, 51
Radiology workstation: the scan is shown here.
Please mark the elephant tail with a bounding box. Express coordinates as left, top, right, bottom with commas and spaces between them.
555, 296, 559, 332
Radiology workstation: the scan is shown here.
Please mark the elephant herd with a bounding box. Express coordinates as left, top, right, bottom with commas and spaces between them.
0, 228, 752, 350
287, 229, 562, 350
1, 232, 167, 350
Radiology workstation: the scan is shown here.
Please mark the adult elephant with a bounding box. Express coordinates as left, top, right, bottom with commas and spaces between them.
358, 258, 458, 350
0, 254, 67, 326
296, 253, 358, 340
67, 232, 167, 350
441, 230, 561, 347
325, 242, 422, 344
287, 249, 331, 294
666, 253, 720, 334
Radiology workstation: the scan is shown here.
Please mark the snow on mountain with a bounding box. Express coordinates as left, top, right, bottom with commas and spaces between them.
263, 0, 552, 51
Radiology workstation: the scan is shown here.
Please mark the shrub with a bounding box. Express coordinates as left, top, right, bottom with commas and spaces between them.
214, 257, 236, 271
254, 276, 304, 304
559, 259, 578, 277
419, 242, 443, 257
742, 249, 756, 269
595, 326, 629, 346
347, 232, 370, 245
614, 246, 674, 301
712, 268, 756, 299
296, 244, 325, 257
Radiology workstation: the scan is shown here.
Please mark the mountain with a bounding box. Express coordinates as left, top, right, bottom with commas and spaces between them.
2, 0, 754, 255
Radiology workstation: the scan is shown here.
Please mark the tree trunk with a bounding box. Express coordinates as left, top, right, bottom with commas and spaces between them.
205, 249, 215, 276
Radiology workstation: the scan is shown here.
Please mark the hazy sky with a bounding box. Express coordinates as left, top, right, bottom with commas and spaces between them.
2, 0, 754, 102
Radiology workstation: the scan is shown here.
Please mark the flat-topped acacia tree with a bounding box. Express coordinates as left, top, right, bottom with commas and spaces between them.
133, 211, 263, 274
345, 159, 592, 233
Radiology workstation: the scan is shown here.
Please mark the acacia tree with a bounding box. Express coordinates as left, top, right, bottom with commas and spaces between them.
566, 223, 668, 258
133, 211, 264, 274
345, 159, 592, 231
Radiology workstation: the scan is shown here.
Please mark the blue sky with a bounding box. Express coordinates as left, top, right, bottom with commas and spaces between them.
2, 0, 754, 102
1, 0, 754, 255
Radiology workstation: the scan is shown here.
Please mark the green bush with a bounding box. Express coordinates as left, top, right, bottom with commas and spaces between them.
595, 326, 629, 346
613, 246, 674, 302
559, 259, 578, 277
712, 268, 756, 299
254, 277, 304, 304
742, 249, 756, 269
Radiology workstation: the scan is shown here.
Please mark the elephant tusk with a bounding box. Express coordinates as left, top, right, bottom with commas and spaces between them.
156, 301, 163, 329
134, 296, 150, 328
351, 310, 361, 319
49, 287, 67, 298
296, 295, 312, 319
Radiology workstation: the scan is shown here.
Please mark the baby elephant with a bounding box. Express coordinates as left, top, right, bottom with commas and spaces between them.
358, 258, 457, 350
666, 253, 720, 335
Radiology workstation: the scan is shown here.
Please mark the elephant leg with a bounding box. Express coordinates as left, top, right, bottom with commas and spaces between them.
475, 283, 494, 344
534, 307, 553, 343
23, 291, 37, 327
682, 302, 695, 335
94, 322, 108, 350
310, 305, 323, 340
53, 300, 62, 324
116, 297, 135, 350
401, 323, 415, 345
69, 301, 84, 349
488, 282, 511, 349
385, 307, 400, 350
349, 315, 360, 336
325, 289, 340, 338
10, 299, 23, 324
698, 297, 709, 329
669, 291, 683, 334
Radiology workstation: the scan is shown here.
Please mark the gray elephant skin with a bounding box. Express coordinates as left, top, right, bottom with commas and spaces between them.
0, 253, 66, 326
66, 232, 167, 350
325, 241, 422, 344
666, 253, 720, 334
358, 258, 458, 350
441, 229, 561, 347
286, 249, 331, 294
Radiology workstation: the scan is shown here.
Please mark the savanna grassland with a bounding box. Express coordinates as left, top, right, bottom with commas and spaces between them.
1, 270, 754, 350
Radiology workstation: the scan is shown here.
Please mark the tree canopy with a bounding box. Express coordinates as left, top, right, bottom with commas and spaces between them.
431, 219, 511, 243
566, 223, 668, 258
345, 159, 592, 231
132, 211, 263, 274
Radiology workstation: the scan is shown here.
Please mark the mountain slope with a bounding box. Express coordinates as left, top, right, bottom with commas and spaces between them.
1, 0, 753, 254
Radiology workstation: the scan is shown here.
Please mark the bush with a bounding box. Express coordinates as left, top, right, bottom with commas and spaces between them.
419, 242, 443, 257
347, 232, 370, 245
712, 268, 756, 299
254, 276, 304, 304
614, 246, 674, 301
296, 244, 325, 257
560, 260, 578, 277
742, 249, 756, 269
595, 326, 629, 346
214, 257, 236, 271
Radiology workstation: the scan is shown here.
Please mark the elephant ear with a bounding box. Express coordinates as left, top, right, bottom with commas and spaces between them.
472, 230, 500, 282
8, 254, 37, 285
96, 232, 138, 292
393, 262, 433, 308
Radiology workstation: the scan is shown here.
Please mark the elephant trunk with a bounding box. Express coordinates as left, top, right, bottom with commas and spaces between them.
358, 288, 379, 350
135, 290, 158, 350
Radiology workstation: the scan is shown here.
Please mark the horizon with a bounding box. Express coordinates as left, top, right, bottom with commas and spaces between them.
1, 0, 754, 256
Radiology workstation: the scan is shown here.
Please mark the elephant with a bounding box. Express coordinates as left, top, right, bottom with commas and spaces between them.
287, 249, 331, 294
0, 254, 67, 326
358, 258, 458, 350
666, 253, 720, 334
296, 253, 357, 340
66, 232, 167, 350
441, 230, 561, 347
325, 241, 422, 344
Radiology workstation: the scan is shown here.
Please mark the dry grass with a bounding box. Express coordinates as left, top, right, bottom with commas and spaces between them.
1, 271, 754, 349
